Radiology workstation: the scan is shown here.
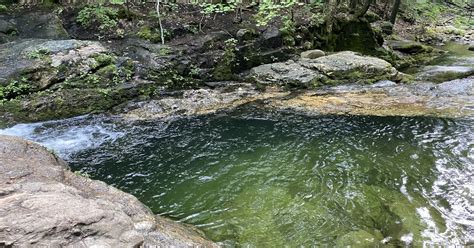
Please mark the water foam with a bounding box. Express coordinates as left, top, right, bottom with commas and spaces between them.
0, 115, 125, 159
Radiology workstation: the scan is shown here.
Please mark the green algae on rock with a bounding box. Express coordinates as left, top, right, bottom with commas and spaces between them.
249, 51, 403, 87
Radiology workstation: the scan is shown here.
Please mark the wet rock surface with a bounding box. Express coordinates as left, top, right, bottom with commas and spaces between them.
0, 135, 217, 248
415, 65, 474, 82
119, 77, 474, 121
118, 83, 270, 120
265, 77, 474, 118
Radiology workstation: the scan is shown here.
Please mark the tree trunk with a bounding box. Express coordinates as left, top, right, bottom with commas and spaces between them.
156, 0, 165, 44
389, 0, 401, 24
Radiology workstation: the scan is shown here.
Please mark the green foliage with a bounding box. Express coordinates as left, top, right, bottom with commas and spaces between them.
26, 48, 51, 60
453, 15, 474, 29
310, 12, 325, 26
0, 78, 31, 103
93, 53, 116, 67
255, 0, 297, 27
156, 69, 197, 89
159, 47, 171, 56
137, 26, 170, 44
137, 26, 163, 43
280, 16, 296, 46
199, 0, 237, 15
85, 74, 100, 85
97, 88, 112, 96
109, 0, 126, 4
213, 38, 238, 80
405, 2, 445, 23
0, 4, 7, 13
74, 170, 91, 178
77, 5, 119, 32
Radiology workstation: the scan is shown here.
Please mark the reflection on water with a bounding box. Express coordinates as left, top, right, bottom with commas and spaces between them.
1, 109, 473, 246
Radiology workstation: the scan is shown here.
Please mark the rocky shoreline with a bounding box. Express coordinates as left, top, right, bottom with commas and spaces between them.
1, 8, 472, 127
0, 135, 218, 247
116, 76, 474, 121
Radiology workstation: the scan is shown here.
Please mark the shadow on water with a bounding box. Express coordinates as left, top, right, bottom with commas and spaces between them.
1, 107, 473, 246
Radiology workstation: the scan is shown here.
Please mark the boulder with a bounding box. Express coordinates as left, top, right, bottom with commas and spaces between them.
198, 31, 233, 50
415, 65, 474, 83
469, 46, 474, 51
0, 135, 218, 248
260, 25, 282, 49
250, 60, 325, 86
9, 11, 68, 39
250, 51, 400, 86
300, 51, 398, 81
0, 39, 106, 86
0, 19, 15, 34
0, 39, 154, 124
300, 49, 325, 59
387, 40, 433, 54
325, 18, 383, 55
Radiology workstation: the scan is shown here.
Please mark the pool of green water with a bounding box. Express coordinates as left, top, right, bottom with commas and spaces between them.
62, 108, 473, 247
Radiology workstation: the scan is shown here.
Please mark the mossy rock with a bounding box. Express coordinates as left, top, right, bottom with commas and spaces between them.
323, 18, 384, 56
0, 82, 154, 124
387, 40, 433, 54
93, 53, 117, 67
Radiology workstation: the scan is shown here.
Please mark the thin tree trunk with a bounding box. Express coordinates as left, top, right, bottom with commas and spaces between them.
156, 0, 165, 44
389, 0, 401, 24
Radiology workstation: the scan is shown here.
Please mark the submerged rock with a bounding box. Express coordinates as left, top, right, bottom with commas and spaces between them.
0, 135, 217, 247
250, 51, 401, 86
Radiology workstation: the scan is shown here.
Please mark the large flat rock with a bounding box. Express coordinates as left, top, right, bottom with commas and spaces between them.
0, 135, 217, 247
249, 51, 401, 86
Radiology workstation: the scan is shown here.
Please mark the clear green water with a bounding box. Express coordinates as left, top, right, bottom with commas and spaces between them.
56, 108, 473, 247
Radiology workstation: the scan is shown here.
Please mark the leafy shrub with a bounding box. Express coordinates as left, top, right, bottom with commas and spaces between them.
255, 0, 296, 27
280, 16, 296, 46
93, 53, 116, 67
77, 6, 119, 32
26, 48, 51, 60
213, 38, 238, 80
0, 79, 31, 102
0, 4, 7, 13
137, 26, 162, 43
200, 1, 237, 15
